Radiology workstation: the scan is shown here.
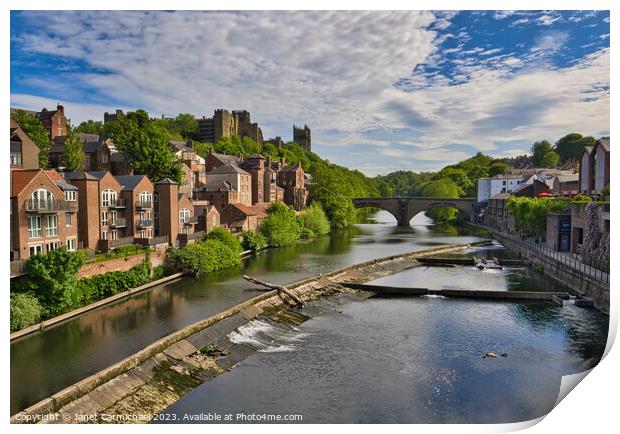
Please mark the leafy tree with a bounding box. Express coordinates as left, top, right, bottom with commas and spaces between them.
299, 203, 331, 238
75, 120, 104, 135
24, 248, 84, 315
62, 126, 85, 171
205, 227, 242, 253
434, 167, 474, 196
531, 140, 553, 166
241, 230, 268, 252
172, 113, 199, 139
540, 150, 560, 168
103, 109, 183, 183
260, 201, 302, 246
555, 133, 596, 163
11, 109, 53, 168
420, 178, 463, 221
10, 292, 43, 331
489, 162, 509, 177
168, 239, 240, 277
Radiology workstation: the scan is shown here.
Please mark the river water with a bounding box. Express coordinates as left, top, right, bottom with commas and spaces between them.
11, 212, 608, 421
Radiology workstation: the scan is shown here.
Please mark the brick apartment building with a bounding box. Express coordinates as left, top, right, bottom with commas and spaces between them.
205, 162, 252, 206
10, 118, 40, 170
10, 169, 79, 260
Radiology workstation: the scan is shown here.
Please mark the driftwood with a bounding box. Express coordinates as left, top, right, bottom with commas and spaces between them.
242, 275, 305, 307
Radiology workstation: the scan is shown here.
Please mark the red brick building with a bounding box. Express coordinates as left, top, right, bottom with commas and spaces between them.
36, 105, 68, 140
278, 162, 308, 211
10, 118, 40, 170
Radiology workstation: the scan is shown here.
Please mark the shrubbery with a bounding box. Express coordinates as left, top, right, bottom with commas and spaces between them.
205, 227, 243, 253
10, 292, 42, 331
76, 263, 151, 301
260, 201, 302, 247
298, 203, 330, 238
507, 196, 570, 238
241, 230, 268, 252
168, 239, 241, 277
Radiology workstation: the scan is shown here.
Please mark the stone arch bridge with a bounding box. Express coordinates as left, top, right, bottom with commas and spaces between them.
353, 197, 477, 226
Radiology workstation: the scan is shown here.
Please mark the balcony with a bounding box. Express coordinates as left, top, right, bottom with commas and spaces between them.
110, 217, 127, 228
137, 219, 153, 229
135, 200, 153, 210
180, 216, 198, 226
135, 235, 169, 247
25, 199, 77, 213
10, 259, 28, 277
107, 198, 127, 208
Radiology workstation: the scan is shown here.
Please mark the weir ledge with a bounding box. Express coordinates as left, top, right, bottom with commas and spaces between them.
11, 240, 492, 424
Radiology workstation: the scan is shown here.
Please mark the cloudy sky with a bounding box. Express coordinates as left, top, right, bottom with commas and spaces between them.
10, 10, 610, 176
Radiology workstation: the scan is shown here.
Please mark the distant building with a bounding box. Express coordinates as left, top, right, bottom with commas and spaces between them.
551, 174, 579, 196
11, 104, 68, 140
578, 138, 610, 195
205, 162, 252, 206
104, 109, 125, 124
10, 118, 40, 170
293, 124, 311, 152
264, 136, 285, 148
204, 149, 243, 173
196, 109, 263, 145
476, 175, 526, 204
278, 162, 308, 211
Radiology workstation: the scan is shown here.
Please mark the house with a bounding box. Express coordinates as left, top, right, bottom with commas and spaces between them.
240, 153, 267, 204
64, 171, 124, 251
37, 105, 68, 139
278, 162, 308, 211
195, 181, 240, 213
192, 200, 220, 233
476, 175, 526, 204
10, 118, 40, 170
551, 174, 579, 196
220, 202, 268, 233
154, 179, 197, 248
50, 133, 113, 172
205, 162, 252, 206
592, 138, 610, 193
10, 169, 79, 260
204, 149, 242, 173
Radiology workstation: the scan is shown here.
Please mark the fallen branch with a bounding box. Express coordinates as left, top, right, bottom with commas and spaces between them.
242, 275, 305, 307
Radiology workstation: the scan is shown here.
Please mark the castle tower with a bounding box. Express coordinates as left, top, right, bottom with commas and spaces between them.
293, 124, 311, 152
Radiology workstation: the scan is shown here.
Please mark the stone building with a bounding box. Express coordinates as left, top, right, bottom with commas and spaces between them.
104, 109, 125, 124
278, 162, 308, 211
11, 169, 79, 260
10, 118, 40, 170
205, 162, 252, 206
293, 124, 311, 152
196, 109, 263, 145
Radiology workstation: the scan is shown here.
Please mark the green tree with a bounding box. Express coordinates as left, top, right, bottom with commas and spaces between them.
205, 227, 242, 253
555, 133, 596, 163
260, 201, 302, 247
24, 248, 84, 315
420, 178, 463, 221
241, 230, 268, 252
540, 150, 560, 168
62, 127, 85, 171
299, 202, 331, 238
10, 292, 43, 331
103, 109, 183, 183
172, 113, 199, 139
11, 109, 53, 168
75, 120, 104, 135
489, 162, 509, 177
168, 239, 240, 277
531, 140, 553, 166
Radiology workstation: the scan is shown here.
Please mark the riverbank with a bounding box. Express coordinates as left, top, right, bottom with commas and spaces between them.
11, 241, 490, 424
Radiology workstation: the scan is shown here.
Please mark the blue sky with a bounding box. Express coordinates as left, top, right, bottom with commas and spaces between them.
10, 10, 610, 175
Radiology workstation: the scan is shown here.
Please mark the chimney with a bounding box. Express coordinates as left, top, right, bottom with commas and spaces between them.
57, 104, 65, 114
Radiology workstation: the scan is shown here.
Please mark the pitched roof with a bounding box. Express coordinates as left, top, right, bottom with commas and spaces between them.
155, 178, 178, 185
555, 174, 579, 183
51, 133, 109, 154
595, 137, 610, 152
208, 162, 249, 175
11, 170, 40, 197
169, 140, 193, 152
280, 162, 303, 172
53, 179, 79, 191
207, 180, 237, 192
211, 152, 242, 165
64, 171, 100, 180
115, 175, 149, 191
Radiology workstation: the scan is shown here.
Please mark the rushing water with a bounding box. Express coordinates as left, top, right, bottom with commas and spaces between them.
10, 211, 482, 414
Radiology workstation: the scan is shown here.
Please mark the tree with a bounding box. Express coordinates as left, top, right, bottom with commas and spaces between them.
11, 109, 53, 168
168, 239, 240, 277
299, 203, 331, 238
420, 178, 463, 221
531, 140, 553, 166
103, 109, 183, 183
172, 113, 199, 139
260, 201, 302, 247
540, 150, 560, 168
62, 127, 85, 171
555, 133, 596, 163
489, 162, 509, 177
205, 227, 242, 253
10, 292, 43, 331
75, 120, 104, 135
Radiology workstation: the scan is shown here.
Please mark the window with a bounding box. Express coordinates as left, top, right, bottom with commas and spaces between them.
179, 208, 190, 224
57, 117, 62, 126
30, 188, 53, 204
99, 152, 109, 164
29, 245, 43, 257
139, 191, 152, 206
28, 216, 42, 239
110, 211, 117, 225
46, 241, 60, 252
58, 128, 63, 136
140, 230, 146, 238
66, 238, 76, 251
65, 213, 71, 227
102, 230, 108, 240
45, 215, 58, 237
154, 192, 159, 203
10, 152, 22, 166
101, 189, 117, 207
111, 230, 118, 240
147, 229, 152, 238
65, 190, 76, 201
101, 211, 109, 226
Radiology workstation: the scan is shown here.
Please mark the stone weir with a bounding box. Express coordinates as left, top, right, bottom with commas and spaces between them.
11, 241, 492, 425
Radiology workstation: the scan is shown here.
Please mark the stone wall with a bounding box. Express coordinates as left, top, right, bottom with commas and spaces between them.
76, 250, 166, 279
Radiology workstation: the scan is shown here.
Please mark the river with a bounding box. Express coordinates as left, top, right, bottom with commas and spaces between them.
10, 211, 608, 421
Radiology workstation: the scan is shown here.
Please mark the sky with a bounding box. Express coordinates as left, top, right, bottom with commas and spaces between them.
10, 10, 610, 176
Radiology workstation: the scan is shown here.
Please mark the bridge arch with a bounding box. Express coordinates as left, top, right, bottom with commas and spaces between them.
352, 197, 476, 226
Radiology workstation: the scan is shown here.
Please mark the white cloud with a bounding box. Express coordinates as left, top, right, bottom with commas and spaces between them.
11, 11, 610, 176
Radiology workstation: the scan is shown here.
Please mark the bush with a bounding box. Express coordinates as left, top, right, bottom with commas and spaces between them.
168, 239, 241, 277
572, 194, 592, 203
205, 227, 242, 253
241, 230, 268, 252
76, 262, 152, 301
260, 201, 302, 247
299, 203, 330, 238
151, 265, 166, 280
10, 292, 43, 331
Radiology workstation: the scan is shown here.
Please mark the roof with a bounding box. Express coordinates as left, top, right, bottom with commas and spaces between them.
51, 133, 109, 154
169, 141, 194, 153
207, 181, 237, 192
155, 178, 178, 185
64, 171, 109, 180
555, 174, 579, 183
490, 193, 510, 200
208, 162, 249, 175
115, 175, 149, 191
53, 179, 79, 191
595, 137, 610, 152
247, 153, 264, 159
211, 152, 242, 165
11, 170, 41, 197
581, 146, 594, 157
228, 202, 268, 218
280, 162, 303, 172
